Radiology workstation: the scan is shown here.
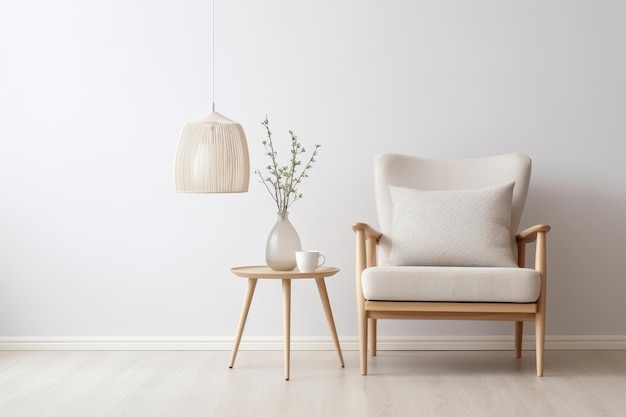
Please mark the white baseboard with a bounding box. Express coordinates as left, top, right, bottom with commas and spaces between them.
0, 335, 625, 351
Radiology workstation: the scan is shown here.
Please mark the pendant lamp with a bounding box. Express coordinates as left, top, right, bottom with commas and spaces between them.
174, 1, 250, 193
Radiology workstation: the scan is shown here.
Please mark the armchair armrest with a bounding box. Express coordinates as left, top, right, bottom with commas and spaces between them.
352, 223, 382, 268
352, 222, 382, 241
516, 224, 551, 322
516, 224, 551, 315
517, 224, 551, 244
516, 224, 551, 269
353, 222, 382, 305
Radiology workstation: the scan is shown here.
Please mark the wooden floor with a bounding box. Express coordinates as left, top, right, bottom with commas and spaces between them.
1, 349, 625, 417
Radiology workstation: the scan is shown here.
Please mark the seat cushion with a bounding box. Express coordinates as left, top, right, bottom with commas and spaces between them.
388, 182, 518, 267
362, 266, 540, 303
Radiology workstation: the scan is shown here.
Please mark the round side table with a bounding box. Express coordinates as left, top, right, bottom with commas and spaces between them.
228, 265, 344, 380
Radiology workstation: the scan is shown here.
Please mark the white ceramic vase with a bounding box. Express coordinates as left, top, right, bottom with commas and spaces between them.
265, 210, 301, 271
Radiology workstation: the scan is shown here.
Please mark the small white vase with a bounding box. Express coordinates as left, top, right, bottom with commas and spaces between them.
266, 210, 302, 271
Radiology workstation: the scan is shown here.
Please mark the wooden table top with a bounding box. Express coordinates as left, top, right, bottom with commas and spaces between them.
230, 265, 340, 280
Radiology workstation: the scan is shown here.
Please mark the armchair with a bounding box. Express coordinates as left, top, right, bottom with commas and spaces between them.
353, 153, 551, 376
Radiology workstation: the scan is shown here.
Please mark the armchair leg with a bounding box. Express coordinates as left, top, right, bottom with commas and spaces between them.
368, 318, 377, 356
535, 313, 546, 377
515, 321, 523, 358
358, 307, 368, 375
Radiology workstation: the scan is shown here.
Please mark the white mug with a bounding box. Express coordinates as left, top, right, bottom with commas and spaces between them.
296, 251, 326, 273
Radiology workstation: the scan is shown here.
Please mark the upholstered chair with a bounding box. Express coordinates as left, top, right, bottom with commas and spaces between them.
353, 153, 551, 376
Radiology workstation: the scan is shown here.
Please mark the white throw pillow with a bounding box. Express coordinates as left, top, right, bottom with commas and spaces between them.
388, 182, 518, 267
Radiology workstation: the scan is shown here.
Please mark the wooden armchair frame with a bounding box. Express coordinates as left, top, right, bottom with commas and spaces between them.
353, 222, 551, 376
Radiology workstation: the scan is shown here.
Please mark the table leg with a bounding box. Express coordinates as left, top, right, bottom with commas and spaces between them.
229, 278, 257, 368
282, 278, 291, 381
315, 277, 345, 368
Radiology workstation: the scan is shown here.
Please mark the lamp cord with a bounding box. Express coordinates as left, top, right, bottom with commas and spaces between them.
211, 0, 215, 112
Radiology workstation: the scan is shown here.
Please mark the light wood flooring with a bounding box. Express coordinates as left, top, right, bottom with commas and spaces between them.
1, 349, 625, 417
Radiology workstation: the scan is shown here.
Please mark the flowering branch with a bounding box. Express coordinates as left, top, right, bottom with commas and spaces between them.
254, 116, 321, 212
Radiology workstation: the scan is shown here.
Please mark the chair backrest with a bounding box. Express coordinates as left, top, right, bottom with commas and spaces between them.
374, 153, 532, 265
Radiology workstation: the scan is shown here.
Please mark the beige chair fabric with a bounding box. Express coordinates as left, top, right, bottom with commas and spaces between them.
362, 266, 541, 303
387, 182, 518, 267
375, 153, 531, 265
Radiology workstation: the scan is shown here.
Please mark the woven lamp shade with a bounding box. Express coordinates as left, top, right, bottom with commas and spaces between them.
174, 110, 250, 193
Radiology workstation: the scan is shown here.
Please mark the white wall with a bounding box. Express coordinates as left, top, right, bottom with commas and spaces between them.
1, 0, 625, 339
